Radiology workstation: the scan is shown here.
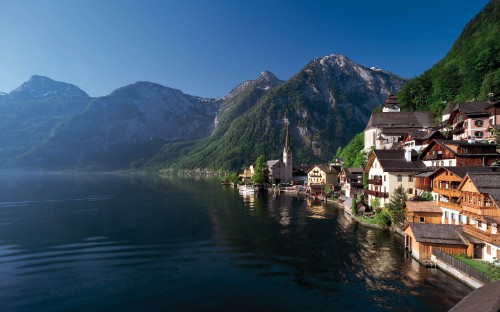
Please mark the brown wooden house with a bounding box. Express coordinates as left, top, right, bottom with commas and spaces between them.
427, 166, 493, 225
419, 139, 499, 169
404, 223, 473, 261
405, 201, 442, 224
457, 172, 500, 261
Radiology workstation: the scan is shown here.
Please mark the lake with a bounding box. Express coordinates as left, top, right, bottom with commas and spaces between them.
0, 173, 471, 311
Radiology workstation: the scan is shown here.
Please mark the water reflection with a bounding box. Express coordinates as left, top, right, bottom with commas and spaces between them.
0, 174, 471, 312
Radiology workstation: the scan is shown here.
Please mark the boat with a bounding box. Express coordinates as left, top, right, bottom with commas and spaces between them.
238, 184, 258, 194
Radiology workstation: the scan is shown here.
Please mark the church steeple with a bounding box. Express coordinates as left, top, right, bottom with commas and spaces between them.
284, 123, 291, 154
382, 93, 401, 112
282, 123, 292, 183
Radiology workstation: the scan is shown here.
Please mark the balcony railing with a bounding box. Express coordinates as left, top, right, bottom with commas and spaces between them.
463, 225, 500, 244
368, 179, 383, 185
363, 189, 388, 198
439, 201, 461, 211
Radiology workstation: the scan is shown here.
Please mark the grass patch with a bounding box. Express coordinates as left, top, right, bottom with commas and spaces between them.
452, 254, 490, 273
355, 215, 379, 225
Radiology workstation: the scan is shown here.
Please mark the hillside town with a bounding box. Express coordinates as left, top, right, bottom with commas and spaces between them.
237, 93, 500, 287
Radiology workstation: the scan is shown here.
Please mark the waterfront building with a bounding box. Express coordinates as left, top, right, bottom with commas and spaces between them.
363, 149, 427, 208
267, 124, 293, 184
426, 166, 492, 225
307, 164, 341, 196
404, 223, 473, 261
457, 172, 500, 261
339, 167, 364, 198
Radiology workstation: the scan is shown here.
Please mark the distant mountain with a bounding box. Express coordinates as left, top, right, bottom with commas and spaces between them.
398, 0, 499, 113
151, 54, 406, 170
14, 81, 221, 169
3, 55, 405, 171
8, 75, 89, 99
0, 76, 90, 164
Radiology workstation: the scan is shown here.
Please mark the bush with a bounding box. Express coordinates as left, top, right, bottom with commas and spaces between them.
487, 259, 500, 281
414, 191, 433, 201
375, 208, 392, 227
352, 198, 358, 216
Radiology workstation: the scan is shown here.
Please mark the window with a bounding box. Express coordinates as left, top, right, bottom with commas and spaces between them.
384, 175, 386, 182
474, 119, 484, 127
448, 161, 452, 166
397, 175, 402, 182
409, 175, 413, 182
419, 217, 425, 223
464, 121, 468, 128
475, 131, 483, 138
408, 188, 413, 194
489, 117, 494, 125
487, 245, 491, 255
445, 211, 449, 218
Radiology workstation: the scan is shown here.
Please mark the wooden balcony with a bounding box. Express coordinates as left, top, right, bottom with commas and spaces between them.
439, 201, 461, 211
433, 187, 461, 199
463, 225, 500, 244
368, 179, 382, 185
363, 189, 388, 198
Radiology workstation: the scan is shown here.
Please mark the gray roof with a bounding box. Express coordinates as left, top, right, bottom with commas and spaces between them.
366, 111, 435, 130
442, 102, 455, 115
343, 167, 364, 179
420, 140, 499, 159
437, 166, 495, 179
373, 150, 428, 172
467, 172, 500, 207
408, 223, 467, 246
449, 280, 500, 312
267, 159, 281, 167
454, 101, 492, 115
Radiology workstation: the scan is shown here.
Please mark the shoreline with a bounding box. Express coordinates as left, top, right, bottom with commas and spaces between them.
333, 197, 483, 289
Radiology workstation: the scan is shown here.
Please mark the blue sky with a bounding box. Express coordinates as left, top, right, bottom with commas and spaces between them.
0, 0, 490, 98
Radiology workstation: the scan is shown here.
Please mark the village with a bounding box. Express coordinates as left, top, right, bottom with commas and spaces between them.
234, 93, 500, 288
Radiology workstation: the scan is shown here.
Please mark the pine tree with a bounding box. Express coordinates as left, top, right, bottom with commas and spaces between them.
385, 185, 407, 226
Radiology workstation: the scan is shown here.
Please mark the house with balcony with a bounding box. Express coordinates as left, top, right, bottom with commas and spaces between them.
363, 149, 427, 208
419, 139, 499, 169
307, 164, 341, 196
447, 101, 493, 142
339, 167, 364, 198
427, 166, 492, 225
457, 172, 500, 261
364, 94, 435, 152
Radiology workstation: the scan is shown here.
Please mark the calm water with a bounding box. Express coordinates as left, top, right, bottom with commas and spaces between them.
0, 173, 471, 311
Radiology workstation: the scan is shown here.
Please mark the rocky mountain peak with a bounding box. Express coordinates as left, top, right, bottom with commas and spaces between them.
9, 75, 89, 99
226, 70, 282, 99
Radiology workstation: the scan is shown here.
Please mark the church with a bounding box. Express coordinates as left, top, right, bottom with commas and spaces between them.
267, 124, 293, 184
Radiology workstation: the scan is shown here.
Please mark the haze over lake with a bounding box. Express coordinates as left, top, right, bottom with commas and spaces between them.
0, 173, 471, 311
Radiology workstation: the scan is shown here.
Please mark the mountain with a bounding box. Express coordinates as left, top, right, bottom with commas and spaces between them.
398, 0, 499, 113
0, 76, 91, 164
8, 75, 89, 99
151, 54, 406, 171
14, 81, 221, 169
